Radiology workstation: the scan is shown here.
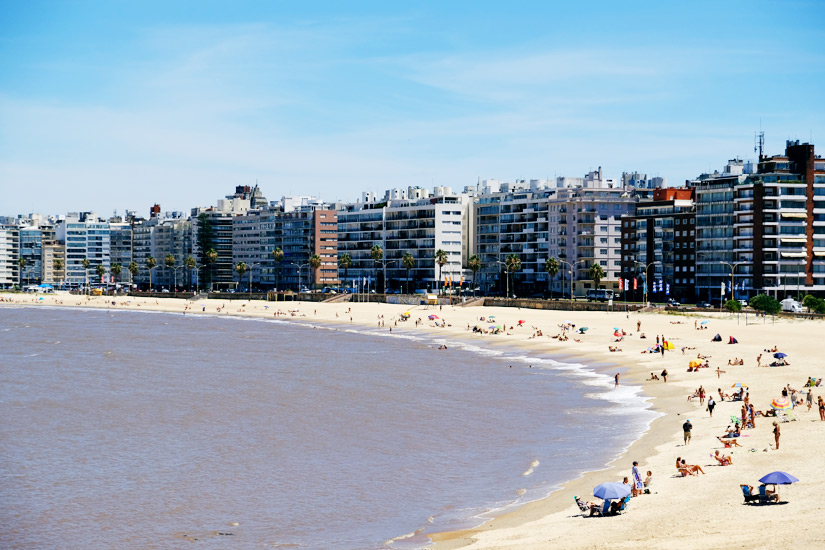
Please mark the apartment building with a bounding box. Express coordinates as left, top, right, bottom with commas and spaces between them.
338, 187, 471, 292
621, 187, 696, 302
55, 213, 110, 285
0, 225, 20, 286
734, 141, 825, 298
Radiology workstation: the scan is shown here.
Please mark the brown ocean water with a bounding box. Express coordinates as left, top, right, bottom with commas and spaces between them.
0, 306, 655, 549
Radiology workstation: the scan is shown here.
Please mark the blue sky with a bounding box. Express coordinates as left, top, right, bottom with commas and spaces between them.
1, 0, 824, 217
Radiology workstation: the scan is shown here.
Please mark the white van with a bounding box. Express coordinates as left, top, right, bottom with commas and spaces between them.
780, 298, 802, 313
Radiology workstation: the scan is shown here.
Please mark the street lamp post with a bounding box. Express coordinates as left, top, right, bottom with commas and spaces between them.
286, 262, 311, 294
634, 260, 660, 304
248, 262, 261, 299
172, 265, 186, 294
718, 261, 747, 304
494, 261, 509, 298
378, 259, 399, 294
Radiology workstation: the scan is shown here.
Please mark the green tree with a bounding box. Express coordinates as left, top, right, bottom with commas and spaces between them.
435, 249, 448, 294
81, 258, 91, 293
204, 248, 218, 291
111, 263, 122, 281
53, 258, 64, 272
272, 247, 284, 291
234, 262, 248, 290
468, 254, 481, 297
544, 257, 560, 298
128, 261, 139, 287
371, 244, 383, 292
750, 294, 781, 315
18, 258, 27, 286
309, 254, 322, 290
504, 253, 521, 297
164, 254, 176, 290
338, 253, 352, 290
724, 299, 742, 312
802, 294, 825, 313
95, 264, 106, 287
146, 256, 157, 291
196, 213, 216, 286
589, 262, 606, 289
184, 256, 196, 290
402, 252, 415, 294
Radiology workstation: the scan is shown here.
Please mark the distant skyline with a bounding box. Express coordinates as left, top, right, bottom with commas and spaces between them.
2, 0, 824, 217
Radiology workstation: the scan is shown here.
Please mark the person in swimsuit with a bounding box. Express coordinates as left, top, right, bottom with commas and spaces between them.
773, 421, 781, 449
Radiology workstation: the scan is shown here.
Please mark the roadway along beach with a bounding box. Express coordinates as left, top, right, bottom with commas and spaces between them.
4, 292, 825, 549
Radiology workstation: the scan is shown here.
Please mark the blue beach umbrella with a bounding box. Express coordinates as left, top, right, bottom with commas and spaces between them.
759, 471, 798, 485
773, 352, 787, 359
700, 320, 710, 325
593, 482, 631, 500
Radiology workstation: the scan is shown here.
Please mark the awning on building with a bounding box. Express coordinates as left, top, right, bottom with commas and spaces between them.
780, 237, 807, 243
780, 251, 807, 258
814, 250, 825, 257
780, 211, 808, 219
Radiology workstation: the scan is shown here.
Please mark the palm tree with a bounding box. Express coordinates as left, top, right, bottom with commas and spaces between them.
309, 254, 322, 291
111, 263, 122, 288
468, 254, 481, 297
184, 256, 196, 290
544, 257, 560, 299
82, 259, 91, 294
402, 252, 415, 294
370, 244, 383, 292
95, 264, 106, 290
504, 254, 522, 298
234, 262, 248, 291
146, 256, 156, 292
164, 254, 176, 290
128, 261, 139, 289
271, 247, 284, 291
18, 258, 26, 287
204, 248, 218, 292
435, 249, 448, 294
338, 253, 352, 290
589, 262, 606, 291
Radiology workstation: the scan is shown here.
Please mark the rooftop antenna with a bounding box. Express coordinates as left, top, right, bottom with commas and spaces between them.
754, 130, 765, 160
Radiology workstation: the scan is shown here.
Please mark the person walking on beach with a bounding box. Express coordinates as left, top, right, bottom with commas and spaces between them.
683, 419, 692, 445
631, 461, 644, 497
637, 320, 641, 332
615, 373, 620, 387
807, 389, 813, 412
661, 369, 668, 383
707, 396, 715, 418
773, 421, 781, 450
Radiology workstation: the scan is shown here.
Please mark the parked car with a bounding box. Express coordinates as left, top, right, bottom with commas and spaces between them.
667, 298, 681, 306
737, 299, 748, 307
696, 301, 712, 308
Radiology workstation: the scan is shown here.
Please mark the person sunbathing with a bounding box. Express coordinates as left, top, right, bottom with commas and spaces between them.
718, 389, 731, 401
760, 485, 779, 502
681, 459, 705, 475
718, 436, 742, 447
714, 450, 733, 465
574, 496, 601, 515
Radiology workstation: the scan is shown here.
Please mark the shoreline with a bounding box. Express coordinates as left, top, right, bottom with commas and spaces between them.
4, 293, 825, 548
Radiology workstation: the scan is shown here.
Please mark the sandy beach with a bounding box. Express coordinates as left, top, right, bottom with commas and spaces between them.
4, 292, 825, 549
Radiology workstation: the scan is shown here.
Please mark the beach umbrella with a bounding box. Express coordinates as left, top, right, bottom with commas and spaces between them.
759, 471, 799, 485
428, 315, 439, 320
770, 397, 792, 410
700, 320, 710, 325
731, 383, 748, 389
614, 331, 622, 337
689, 360, 701, 368
593, 482, 631, 500
563, 320, 572, 324
488, 315, 496, 320
773, 352, 787, 359
489, 325, 502, 330
518, 319, 526, 324
613, 327, 621, 331
579, 327, 589, 332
